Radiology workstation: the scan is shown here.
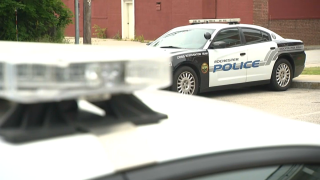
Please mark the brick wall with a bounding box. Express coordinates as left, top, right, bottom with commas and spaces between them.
217, 0, 253, 24
253, 0, 320, 45
135, 0, 216, 41
63, 0, 121, 38
64, 0, 217, 40
268, 0, 320, 20
135, 0, 174, 40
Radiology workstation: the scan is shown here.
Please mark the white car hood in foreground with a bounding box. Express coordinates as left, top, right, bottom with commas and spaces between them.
135, 90, 320, 162
0, 90, 319, 180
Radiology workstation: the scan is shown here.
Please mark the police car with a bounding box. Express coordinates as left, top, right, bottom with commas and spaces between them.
148, 18, 306, 95
1, 41, 320, 180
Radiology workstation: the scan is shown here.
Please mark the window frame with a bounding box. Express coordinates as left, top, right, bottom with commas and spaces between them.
240, 27, 272, 45
208, 27, 245, 49
119, 146, 320, 180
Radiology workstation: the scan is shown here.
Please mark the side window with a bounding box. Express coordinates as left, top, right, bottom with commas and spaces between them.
262, 31, 271, 41
187, 164, 320, 180
242, 28, 271, 45
210, 28, 241, 49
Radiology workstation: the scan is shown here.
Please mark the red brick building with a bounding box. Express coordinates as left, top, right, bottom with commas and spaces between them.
63, 0, 320, 45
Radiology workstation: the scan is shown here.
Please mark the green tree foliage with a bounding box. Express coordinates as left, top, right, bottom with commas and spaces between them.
0, 0, 73, 42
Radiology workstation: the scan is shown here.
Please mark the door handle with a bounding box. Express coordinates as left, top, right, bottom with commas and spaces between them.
270, 47, 275, 50
240, 53, 246, 56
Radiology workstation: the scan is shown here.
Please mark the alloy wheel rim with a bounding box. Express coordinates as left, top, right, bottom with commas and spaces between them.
177, 71, 195, 94
276, 63, 290, 87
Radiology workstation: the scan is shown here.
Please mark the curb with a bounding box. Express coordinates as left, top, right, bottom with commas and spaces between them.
291, 75, 320, 89
291, 81, 320, 89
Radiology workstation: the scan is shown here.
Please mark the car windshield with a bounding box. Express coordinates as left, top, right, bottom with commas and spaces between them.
151, 28, 215, 49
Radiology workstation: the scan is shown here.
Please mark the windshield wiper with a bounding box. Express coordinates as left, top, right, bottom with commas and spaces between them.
160, 46, 181, 49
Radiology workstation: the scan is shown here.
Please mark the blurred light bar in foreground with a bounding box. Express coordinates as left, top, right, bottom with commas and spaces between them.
0, 41, 172, 103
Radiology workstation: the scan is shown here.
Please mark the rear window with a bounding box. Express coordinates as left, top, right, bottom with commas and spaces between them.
242, 28, 271, 44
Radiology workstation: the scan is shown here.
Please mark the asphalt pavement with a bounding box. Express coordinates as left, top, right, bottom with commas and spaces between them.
201, 87, 320, 123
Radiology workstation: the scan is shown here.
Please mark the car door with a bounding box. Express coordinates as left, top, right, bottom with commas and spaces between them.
240, 27, 278, 82
207, 28, 247, 87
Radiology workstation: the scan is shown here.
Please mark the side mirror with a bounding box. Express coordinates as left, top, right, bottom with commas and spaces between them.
146, 41, 153, 46
211, 41, 226, 49
204, 32, 211, 40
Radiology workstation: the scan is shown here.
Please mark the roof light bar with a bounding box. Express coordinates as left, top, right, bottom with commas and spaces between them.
189, 18, 241, 24
0, 41, 172, 103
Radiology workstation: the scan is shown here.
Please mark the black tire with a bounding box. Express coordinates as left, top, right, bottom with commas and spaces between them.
172, 66, 199, 95
270, 58, 293, 91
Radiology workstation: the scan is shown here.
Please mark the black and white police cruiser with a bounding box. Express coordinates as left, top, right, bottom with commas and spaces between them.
148, 18, 306, 95
1, 41, 320, 180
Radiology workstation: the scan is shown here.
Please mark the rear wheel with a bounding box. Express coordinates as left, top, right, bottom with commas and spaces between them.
270, 58, 293, 91
172, 66, 199, 95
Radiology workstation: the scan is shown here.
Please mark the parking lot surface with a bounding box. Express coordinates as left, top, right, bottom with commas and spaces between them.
200, 87, 320, 123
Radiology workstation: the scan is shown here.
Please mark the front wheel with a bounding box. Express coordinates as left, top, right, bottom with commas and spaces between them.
172, 66, 199, 95
270, 58, 293, 91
